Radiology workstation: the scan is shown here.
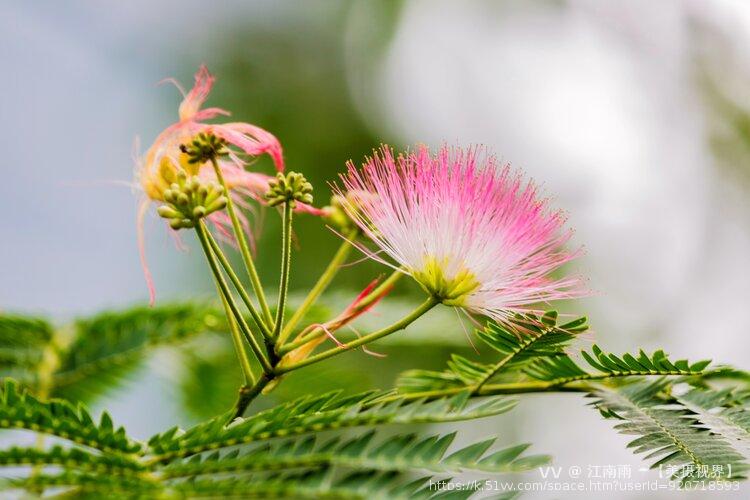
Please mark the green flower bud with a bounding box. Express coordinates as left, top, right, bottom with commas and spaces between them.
265, 171, 313, 208
179, 132, 228, 165
157, 206, 182, 219
176, 193, 190, 206
155, 171, 229, 230
205, 196, 228, 213
169, 218, 194, 230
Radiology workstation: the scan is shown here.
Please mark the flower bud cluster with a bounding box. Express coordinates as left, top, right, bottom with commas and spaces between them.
179, 132, 228, 165
156, 171, 227, 229
265, 171, 313, 208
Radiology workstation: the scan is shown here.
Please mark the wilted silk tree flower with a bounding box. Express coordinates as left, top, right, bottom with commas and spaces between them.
135, 66, 287, 304
337, 145, 586, 326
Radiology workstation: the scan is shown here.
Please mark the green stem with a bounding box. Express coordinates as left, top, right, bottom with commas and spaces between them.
205, 230, 271, 339
369, 381, 590, 407
231, 371, 274, 420
279, 270, 404, 355
210, 157, 274, 328
346, 268, 404, 316
195, 222, 273, 373
217, 286, 255, 385
276, 296, 437, 374
370, 370, 696, 407
278, 228, 359, 344
30, 332, 63, 486
272, 202, 294, 340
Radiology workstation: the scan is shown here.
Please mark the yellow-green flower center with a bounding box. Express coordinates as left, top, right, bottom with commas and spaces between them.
142, 148, 201, 201
413, 256, 480, 305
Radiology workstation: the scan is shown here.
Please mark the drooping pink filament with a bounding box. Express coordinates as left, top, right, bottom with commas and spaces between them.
336, 144, 586, 326
134, 65, 325, 303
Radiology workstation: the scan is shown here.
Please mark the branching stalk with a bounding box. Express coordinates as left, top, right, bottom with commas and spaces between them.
231, 372, 275, 420
209, 157, 274, 327
279, 270, 404, 355
204, 230, 271, 339
195, 222, 272, 374
272, 202, 294, 340
278, 228, 359, 344
217, 286, 255, 385
276, 296, 437, 373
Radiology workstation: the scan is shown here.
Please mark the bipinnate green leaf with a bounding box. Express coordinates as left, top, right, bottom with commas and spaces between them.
590, 381, 748, 483
1, 305, 230, 405
397, 311, 589, 393
0, 379, 140, 454
147, 390, 517, 463
0, 314, 55, 385
0, 314, 53, 350
158, 431, 548, 478
53, 304, 226, 402
524, 345, 710, 383
0, 445, 144, 474
677, 388, 750, 459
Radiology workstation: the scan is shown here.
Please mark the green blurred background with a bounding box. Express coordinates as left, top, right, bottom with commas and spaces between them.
206, 3, 402, 292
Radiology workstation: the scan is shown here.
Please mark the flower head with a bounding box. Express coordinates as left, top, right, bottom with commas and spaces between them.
265, 171, 314, 208
135, 66, 311, 304
137, 66, 285, 202
336, 145, 585, 326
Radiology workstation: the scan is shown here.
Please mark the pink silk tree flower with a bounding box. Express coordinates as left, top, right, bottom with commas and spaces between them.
138, 66, 285, 201
335, 145, 586, 327
135, 66, 298, 304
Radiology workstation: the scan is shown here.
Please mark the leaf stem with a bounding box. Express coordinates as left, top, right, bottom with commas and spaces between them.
471, 322, 556, 393
276, 296, 437, 374
209, 157, 274, 328
30, 332, 63, 486
195, 222, 272, 374
370, 381, 589, 407
278, 270, 403, 355
272, 202, 294, 340
278, 228, 359, 345
373, 370, 703, 407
